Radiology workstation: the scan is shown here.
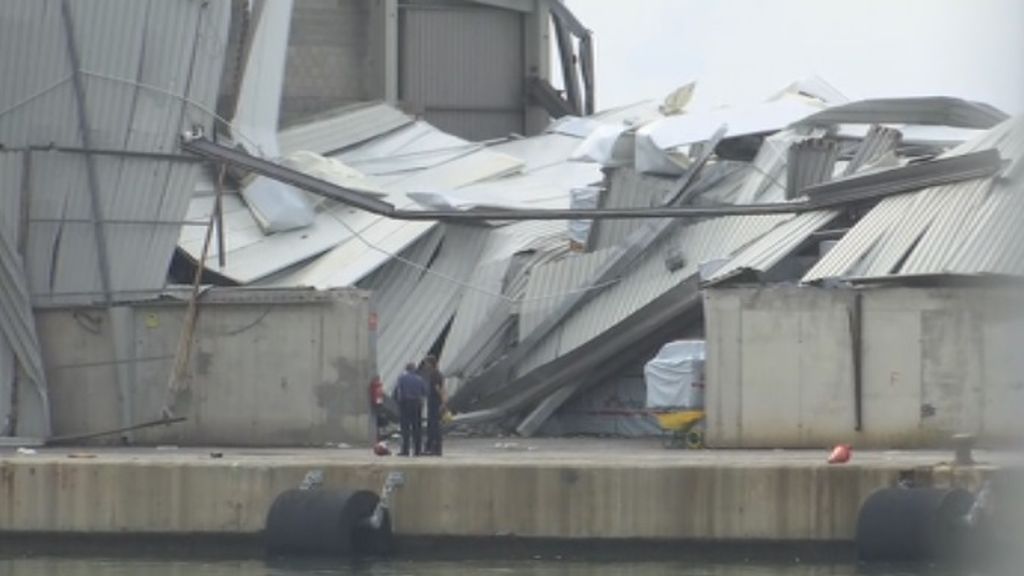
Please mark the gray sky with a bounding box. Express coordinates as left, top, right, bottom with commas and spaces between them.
564, 0, 1024, 114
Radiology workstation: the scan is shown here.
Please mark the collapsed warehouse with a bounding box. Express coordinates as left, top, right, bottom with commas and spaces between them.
2, 0, 1021, 447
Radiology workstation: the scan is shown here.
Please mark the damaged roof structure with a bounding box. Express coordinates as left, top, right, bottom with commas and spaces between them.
3, 0, 1021, 443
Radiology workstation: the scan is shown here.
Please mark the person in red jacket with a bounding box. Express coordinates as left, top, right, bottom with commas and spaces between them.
369, 374, 386, 441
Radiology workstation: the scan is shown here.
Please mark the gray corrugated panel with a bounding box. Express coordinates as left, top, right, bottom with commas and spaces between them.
876, 178, 994, 276
519, 249, 616, 341
795, 97, 1008, 130
400, 3, 525, 140
376, 224, 490, 388
704, 210, 839, 285
440, 257, 512, 377
357, 225, 444, 331
786, 138, 838, 198
517, 213, 794, 375
843, 125, 902, 175
802, 118, 1024, 283
278, 102, 413, 157
944, 179, 1024, 276
588, 168, 675, 251
734, 131, 804, 204
1, 0, 230, 305
0, 216, 49, 436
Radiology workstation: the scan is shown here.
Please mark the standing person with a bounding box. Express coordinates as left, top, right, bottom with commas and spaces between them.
368, 374, 386, 441
420, 355, 446, 456
394, 362, 427, 456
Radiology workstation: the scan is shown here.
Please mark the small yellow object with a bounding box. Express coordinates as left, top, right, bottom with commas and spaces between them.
144, 313, 160, 328
441, 409, 454, 426
654, 410, 704, 432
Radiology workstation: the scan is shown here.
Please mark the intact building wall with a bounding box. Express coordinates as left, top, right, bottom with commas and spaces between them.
34, 288, 376, 447
705, 285, 1024, 449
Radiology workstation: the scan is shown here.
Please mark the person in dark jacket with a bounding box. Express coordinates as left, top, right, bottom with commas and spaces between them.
419, 355, 445, 456
394, 362, 427, 456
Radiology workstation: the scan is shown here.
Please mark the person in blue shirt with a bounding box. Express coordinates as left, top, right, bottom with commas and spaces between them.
394, 362, 427, 456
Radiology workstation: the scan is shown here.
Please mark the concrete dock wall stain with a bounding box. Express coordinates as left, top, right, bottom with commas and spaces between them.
705, 285, 1024, 449
0, 457, 906, 541
34, 289, 376, 447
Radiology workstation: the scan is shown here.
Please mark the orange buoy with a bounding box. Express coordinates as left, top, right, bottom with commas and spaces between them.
828, 444, 852, 464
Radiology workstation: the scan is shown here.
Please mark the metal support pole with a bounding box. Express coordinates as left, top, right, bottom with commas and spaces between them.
60, 0, 114, 305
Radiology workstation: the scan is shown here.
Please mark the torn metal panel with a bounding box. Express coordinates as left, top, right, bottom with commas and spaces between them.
786, 138, 839, 199
843, 125, 902, 176
278, 102, 413, 157
375, 225, 490, 389
795, 97, 1008, 130
703, 210, 840, 286
802, 149, 1002, 205
519, 248, 617, 341
0, 0, 230, 305
0, 221, 49, 437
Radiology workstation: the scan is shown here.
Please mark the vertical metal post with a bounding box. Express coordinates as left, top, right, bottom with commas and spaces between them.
383, 0, 399, 103
215, 164, 227, 268
579, 33, 595, 116
18, 152, 32, 259
552, 16, 581, 116
850, 291, 864, 432
60, 0, 114, 305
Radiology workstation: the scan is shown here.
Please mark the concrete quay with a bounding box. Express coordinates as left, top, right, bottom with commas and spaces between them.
0, 439, 1013, 543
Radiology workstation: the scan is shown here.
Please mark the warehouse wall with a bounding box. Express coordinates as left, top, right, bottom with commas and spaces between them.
35, 289, 376, 446
705, 285, 1024, 448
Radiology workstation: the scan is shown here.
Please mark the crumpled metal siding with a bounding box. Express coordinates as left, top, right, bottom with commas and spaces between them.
803, 118, 1024, 282
278, 102, 413, 156
375, 224, 490, 389
704, 210, 839, 285
518, 248, 616, 342
0, 0, 231, 305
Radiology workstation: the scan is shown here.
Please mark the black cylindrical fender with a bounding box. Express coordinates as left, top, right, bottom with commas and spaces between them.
265, 489, 383, 556
856, 487, 974, 563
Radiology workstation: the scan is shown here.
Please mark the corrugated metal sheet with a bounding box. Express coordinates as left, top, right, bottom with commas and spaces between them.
0, 0, 231, 305
843, 125, 902, 175
786, 138, 838, 198
588, 169, 676, 251
803, 118, 1024, 282
334, 120, 481, 184
278, 102, 413, 156
704, 210, 840, 285
375, 224, 490, 388
0, 211, 49, 436
518, 212, 795, 375
519, 248, 616, 341
440, 257, 512, 377
400, 4, 524, 140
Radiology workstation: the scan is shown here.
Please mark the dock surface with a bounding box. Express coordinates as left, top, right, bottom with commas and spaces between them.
1, 438, 1013, 542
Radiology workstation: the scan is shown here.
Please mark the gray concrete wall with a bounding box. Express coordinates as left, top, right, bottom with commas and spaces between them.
705, 285, 1024, 449
34, 289, 376, 446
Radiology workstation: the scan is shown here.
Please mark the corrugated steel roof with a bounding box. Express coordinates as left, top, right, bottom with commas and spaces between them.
802, 118, 1024, 283
375, 224, 490, 388
518, 212, 796, 375
278, 102, 413, 157
704, 210, 840, 285
519, 248, 615, 341
0, 0, 230, 305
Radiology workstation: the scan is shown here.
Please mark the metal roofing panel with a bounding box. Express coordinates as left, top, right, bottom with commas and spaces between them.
704, 210, 839, 285
588, 168, 676, 251
440, 257, 513, 376
796, 97, 1008, 130
803, 118, 1024, 283
0, 0, 230, 305
376, 224, 490, 388
519, 249, 615, 341
519, 213, 794, 374
278, 102, 413, 157
333, 121, 476, 180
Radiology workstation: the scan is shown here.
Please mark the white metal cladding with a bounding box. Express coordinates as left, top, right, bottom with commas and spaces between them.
399, 3, 525, 140
278, 102, 413, 157
944, 178, 1024, 276
440, 257, 512, 375
0, 0, 231, 305
704, 210, 840, 285
356, 226, 445, 332
376, 224, 490, 389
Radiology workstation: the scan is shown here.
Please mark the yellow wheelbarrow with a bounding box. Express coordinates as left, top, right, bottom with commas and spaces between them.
654, 409, 705, 449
